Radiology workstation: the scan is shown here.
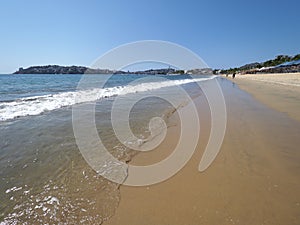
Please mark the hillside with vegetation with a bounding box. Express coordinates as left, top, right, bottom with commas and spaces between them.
221, 54, 300, 74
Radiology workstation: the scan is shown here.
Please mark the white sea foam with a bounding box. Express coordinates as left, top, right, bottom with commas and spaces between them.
0, 76, 215, 121
5, 186, 23, 194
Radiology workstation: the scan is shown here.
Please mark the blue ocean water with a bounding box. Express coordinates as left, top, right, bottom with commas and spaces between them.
0, 74, 81, 102
0, 74, 212, 121
0, 74, 198, 102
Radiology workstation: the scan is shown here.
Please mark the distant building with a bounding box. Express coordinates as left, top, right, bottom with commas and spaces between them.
186, 68, 213, 75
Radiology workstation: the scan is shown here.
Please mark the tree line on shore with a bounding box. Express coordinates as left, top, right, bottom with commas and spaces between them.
219, 54, 300, 74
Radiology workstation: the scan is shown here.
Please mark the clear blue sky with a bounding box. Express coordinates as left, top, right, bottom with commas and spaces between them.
1, 0, 299, 73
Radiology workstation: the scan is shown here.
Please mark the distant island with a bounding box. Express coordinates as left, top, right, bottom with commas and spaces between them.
13, 65, 213, 75
14, 65, 121, 75
219, 54, 300, 74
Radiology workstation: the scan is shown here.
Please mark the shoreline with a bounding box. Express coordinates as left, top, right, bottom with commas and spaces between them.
104, 77, 300, 225
2, 74, 300, 224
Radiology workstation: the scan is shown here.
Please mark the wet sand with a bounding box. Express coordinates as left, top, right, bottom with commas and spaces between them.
105, 77, 300, 225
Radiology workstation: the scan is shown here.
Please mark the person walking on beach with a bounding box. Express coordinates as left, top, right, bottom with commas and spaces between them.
232, 73, 236, 79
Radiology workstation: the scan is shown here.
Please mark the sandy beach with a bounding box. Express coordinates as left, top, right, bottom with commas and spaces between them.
104, 76, 300, 225
233, 73, 300, 122
2, 1, 300, 224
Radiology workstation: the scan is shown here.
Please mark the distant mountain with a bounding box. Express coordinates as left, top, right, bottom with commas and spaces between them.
221, 54, 300, 74
239, 62, 261, 71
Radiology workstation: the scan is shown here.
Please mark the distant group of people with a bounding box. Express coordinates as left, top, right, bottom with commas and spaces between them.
225, 73, 236, 79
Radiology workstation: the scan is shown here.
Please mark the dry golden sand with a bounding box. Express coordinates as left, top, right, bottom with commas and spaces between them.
232, 73, 300, 122
104, 77, 300, 225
